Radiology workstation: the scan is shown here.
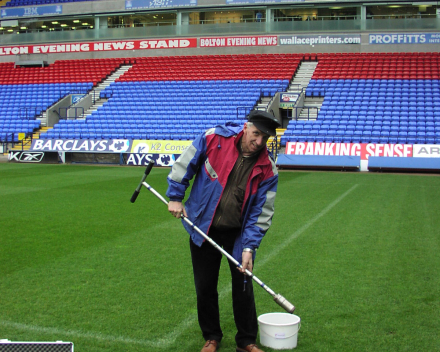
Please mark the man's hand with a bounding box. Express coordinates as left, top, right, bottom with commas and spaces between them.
240, 251, 253, 273
168, 201, 187, 219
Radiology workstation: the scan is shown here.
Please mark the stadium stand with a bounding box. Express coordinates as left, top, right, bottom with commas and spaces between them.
2, 52, 440, 148
0, 59, 126, 84
0, 0, 439, 171
281, 52, 440, 147
34, 53, 301, 141
0, 58, 126, 141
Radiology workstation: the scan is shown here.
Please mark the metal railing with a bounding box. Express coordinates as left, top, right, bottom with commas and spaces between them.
267, 135, 278, 156
0, 132, 33, 152
236, 106, 254, 119
291, 106, 320, 121
0, 132, 15, 143
3, 13, 437, 37
59, 106, 84, 119
288, 84, 302, 92
306, 87, 326, 98
89, 90, 101, 105
367, 14, 437, 20
1, 18, 439, 46
19, 106, 44, 119
57, 87, 100, 120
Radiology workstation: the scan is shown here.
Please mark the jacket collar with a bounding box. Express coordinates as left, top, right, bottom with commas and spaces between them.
214, 122, 242, 137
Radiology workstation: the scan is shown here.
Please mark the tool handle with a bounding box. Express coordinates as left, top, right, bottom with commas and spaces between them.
130, 161, 155, 203
144, 160, 155, 177
130, 190, 140, 203
142, 182, 169, 206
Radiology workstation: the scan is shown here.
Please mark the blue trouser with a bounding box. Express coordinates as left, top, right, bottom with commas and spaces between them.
189, 228, 258, 348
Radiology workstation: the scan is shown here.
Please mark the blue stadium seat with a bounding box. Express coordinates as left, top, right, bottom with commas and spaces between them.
371, 131, 380, 144
407, 132, 417, 144
416, 132, 426, 144
352, 130, 362, 143
426, 131, 436, 144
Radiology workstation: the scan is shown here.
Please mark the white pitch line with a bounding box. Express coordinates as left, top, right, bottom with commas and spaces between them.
0, 320, 158, 347
258, 183, 359, 268
1, 184, 358, 348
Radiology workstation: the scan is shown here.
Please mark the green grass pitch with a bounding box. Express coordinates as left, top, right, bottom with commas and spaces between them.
0, 162, 439, 352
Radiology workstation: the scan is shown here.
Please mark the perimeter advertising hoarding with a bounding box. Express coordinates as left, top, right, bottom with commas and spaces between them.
8, 151, 45, 163
126, 0, 196, 9
285, 142, 440, 170
29, 140, 440, 167
126, 136, 192, 166
369, 33, 440, 44
0, 38, 197, 56
126, 153, 180, 166
285, 142, 414, 160
128, 140, 191, 166
200, 36, 277, 47
131, 140, 191, 154
286, 143, 440, 159
30, 139, 192, 154
30, 139, 133, 153
1, 5, 62, 18
279, 34, 361, 46
412, 145, 440, 158
30, 139, 192, 166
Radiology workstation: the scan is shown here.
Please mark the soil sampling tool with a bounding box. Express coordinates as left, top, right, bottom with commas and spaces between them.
131, 160, 295, 314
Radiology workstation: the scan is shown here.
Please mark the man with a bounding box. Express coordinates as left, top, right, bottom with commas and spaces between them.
166, 110, 280, 352
256, 11, 262, 22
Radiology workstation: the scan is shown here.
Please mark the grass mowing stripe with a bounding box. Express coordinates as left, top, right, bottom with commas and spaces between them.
0, 218, 194, 344
269, 172, 440, 352
124, 183, 360, 345
2, 165, 439, 351
45, 182, 359, 347
0, 213, 196, 348
0, 165, 169, 276
0, 172, 359, 348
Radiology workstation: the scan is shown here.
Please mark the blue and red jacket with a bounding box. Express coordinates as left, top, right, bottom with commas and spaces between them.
166, 122, 278, 262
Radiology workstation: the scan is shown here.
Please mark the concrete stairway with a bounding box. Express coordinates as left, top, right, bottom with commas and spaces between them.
76, 64, 132, 120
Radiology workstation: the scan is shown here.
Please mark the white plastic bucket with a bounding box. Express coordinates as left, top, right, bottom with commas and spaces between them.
258, 313, 301, 350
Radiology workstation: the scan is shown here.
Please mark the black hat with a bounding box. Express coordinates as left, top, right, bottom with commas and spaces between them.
247, 110, 281, 136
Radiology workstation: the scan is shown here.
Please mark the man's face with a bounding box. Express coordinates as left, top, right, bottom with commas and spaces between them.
241, 122, 270, 155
